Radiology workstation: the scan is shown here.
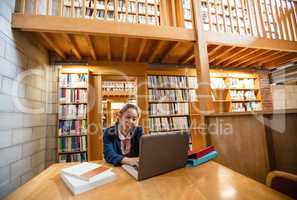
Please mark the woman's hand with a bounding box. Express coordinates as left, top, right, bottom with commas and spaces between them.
121, 157, 139, 167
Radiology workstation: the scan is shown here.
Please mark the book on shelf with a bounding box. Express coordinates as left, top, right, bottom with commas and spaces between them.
59, 120, 87, 136
59, 104, 87, 119
231, 102, 245, 112
102, 81, 135, 92
229, 78, 255, 89
59, 73, 88, 88
149, 103, 189, 116
149, 116, 189, 132
60, 163, 117, 195
148, 75, 188, 88
60, 88, 87, 103
148, 89, 189, 102
246, 102, 261, 111
211, 77, 226, 89
59, 153, 87, 163
58, 135, 87, 152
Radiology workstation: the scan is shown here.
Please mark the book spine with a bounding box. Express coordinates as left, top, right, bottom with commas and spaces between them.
186, 151, 218, 167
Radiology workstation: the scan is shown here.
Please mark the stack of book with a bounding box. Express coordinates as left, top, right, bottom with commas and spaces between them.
186, 146, 218, 167
60, 162, 117, 195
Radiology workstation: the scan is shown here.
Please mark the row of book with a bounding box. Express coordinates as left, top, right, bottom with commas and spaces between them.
231, 102, 262, 112
148, 89, 189, 101
187, 146, 218, 167
229, 90, 257, 101
188, 77, 198, 88
59, 73, 88, 88
149, 103, 189, 116
58, 136, 87, 152
149, 116, 189, 132
59, 153, 87, 163
60, 88, 87, 103
102, 81, 135, 92
211, 77, 227, 89
59, 120, 87, 136
148, 76, 188, 88
229, 78, 255, 89
59, 105, 87, 119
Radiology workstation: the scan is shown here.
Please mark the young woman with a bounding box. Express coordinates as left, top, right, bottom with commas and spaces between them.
103, 104, 143, 167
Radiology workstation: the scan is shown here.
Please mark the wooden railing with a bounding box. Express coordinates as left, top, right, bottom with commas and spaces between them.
197, 0, 297, 41
15, 0, 196, 29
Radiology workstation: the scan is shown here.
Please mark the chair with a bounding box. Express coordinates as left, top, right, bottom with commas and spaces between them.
266, 171, 297, 199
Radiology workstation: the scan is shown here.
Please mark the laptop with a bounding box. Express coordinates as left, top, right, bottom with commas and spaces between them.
121, 131, 189, 181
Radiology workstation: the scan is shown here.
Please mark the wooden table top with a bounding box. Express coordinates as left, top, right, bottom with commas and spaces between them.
5, 161, 292, 200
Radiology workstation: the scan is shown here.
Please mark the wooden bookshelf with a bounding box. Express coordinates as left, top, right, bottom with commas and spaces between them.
210, 71, 263, 112
147, 74, 198, 150
57, 69, 89, 163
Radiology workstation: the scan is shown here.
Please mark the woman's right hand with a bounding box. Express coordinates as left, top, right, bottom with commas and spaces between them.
121, 157, 139, 167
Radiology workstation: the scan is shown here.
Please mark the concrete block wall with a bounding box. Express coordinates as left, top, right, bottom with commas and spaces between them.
0, 0, 58, 198
272, 85, 297, 110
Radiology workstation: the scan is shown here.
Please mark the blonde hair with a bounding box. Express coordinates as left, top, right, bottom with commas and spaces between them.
116, 103, 140, 123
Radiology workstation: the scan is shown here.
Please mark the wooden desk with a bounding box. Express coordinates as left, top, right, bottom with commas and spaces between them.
5, 161, 292, 200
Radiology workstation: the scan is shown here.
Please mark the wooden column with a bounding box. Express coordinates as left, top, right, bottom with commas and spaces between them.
191, 0, 213, 149
88, 74, 102, 160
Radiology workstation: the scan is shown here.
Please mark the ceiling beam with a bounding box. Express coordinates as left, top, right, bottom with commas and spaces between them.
208, 45, 222, 58
39, 32, 65, 59
179, 45, 194, 64
215, 47, 247, 66
149, 41, 164, 63
223, 49, 260, 67
265, 53, 297, 68
63, 34, 81, 60
234, 50, 271, 68
209, 46, 235, 64
136, 39, 147, 62
85, 35, 97, 60
161, 42, 180, 63
249, 51, 282, 67
107, 36, 111, 61
122, 37, 129, 63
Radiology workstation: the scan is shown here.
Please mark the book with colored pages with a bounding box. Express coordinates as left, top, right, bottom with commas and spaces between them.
187, 146, 215, 159
186, 151, 218, 167
61, 162, 112, 181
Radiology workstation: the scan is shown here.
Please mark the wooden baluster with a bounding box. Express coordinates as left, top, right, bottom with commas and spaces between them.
114, 0, 118, 22
256, 0, 266, 37
234, 0, 240, 34
206, 0, 212, 31
246, 0, 255, 36
289, 0, 297, 41
274, 0, 284, 39
58, 0, 63, 16
220, 0, 227, 32
239, 0, 247, 34
268, 0, 280, 39
33, 0, 38, 15
285, 0, 296, 41
81, 0, 86, 18
71, 0, 74, 17
154, 0, 158, 25
227, 0, 234, 33
263, 0, 273, 38
278, 0, 290, 40
125, 0, 128, 23
145, 0, 148, 24
214, 0, 220, 31
171, 0, 177, 27
20, 0, 26, 14
46, 0, 50, 15
251, 0, 261, 36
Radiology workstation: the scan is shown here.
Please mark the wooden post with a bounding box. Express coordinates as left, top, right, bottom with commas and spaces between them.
191, 0, 214, 149
20, 0, 26, 14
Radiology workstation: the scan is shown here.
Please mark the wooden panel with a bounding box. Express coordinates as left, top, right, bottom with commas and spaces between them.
206, 115, 270, 183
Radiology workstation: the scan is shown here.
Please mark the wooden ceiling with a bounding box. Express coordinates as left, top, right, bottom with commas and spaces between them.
32, 32, 297, 70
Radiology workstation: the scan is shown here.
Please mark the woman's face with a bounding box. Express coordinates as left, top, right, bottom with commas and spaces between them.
119, 108, 139, 132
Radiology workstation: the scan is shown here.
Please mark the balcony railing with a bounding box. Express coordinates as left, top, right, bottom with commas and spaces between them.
198, 0, 297, 41
15, 0, 195, 29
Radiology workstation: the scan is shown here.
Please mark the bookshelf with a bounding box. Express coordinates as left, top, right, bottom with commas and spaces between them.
210, 72, 262, 112
63, 0, 161, 25
58, 69, 89, 163
101, 79, 137, 129
147, 74, 198, 149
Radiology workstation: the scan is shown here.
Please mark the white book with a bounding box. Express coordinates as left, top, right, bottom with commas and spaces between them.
61, 162, 112, 181
61, 170, 117, 195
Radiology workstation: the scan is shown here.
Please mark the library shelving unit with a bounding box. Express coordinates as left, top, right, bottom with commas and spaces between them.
147, 74, 198, 149
57, 69, 89, 163
63, 0, 161, 25
210, 72, 262, 112
101, 78, 137, 129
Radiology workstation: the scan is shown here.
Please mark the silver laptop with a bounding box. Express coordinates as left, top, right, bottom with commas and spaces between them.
122, 131, 189, 181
